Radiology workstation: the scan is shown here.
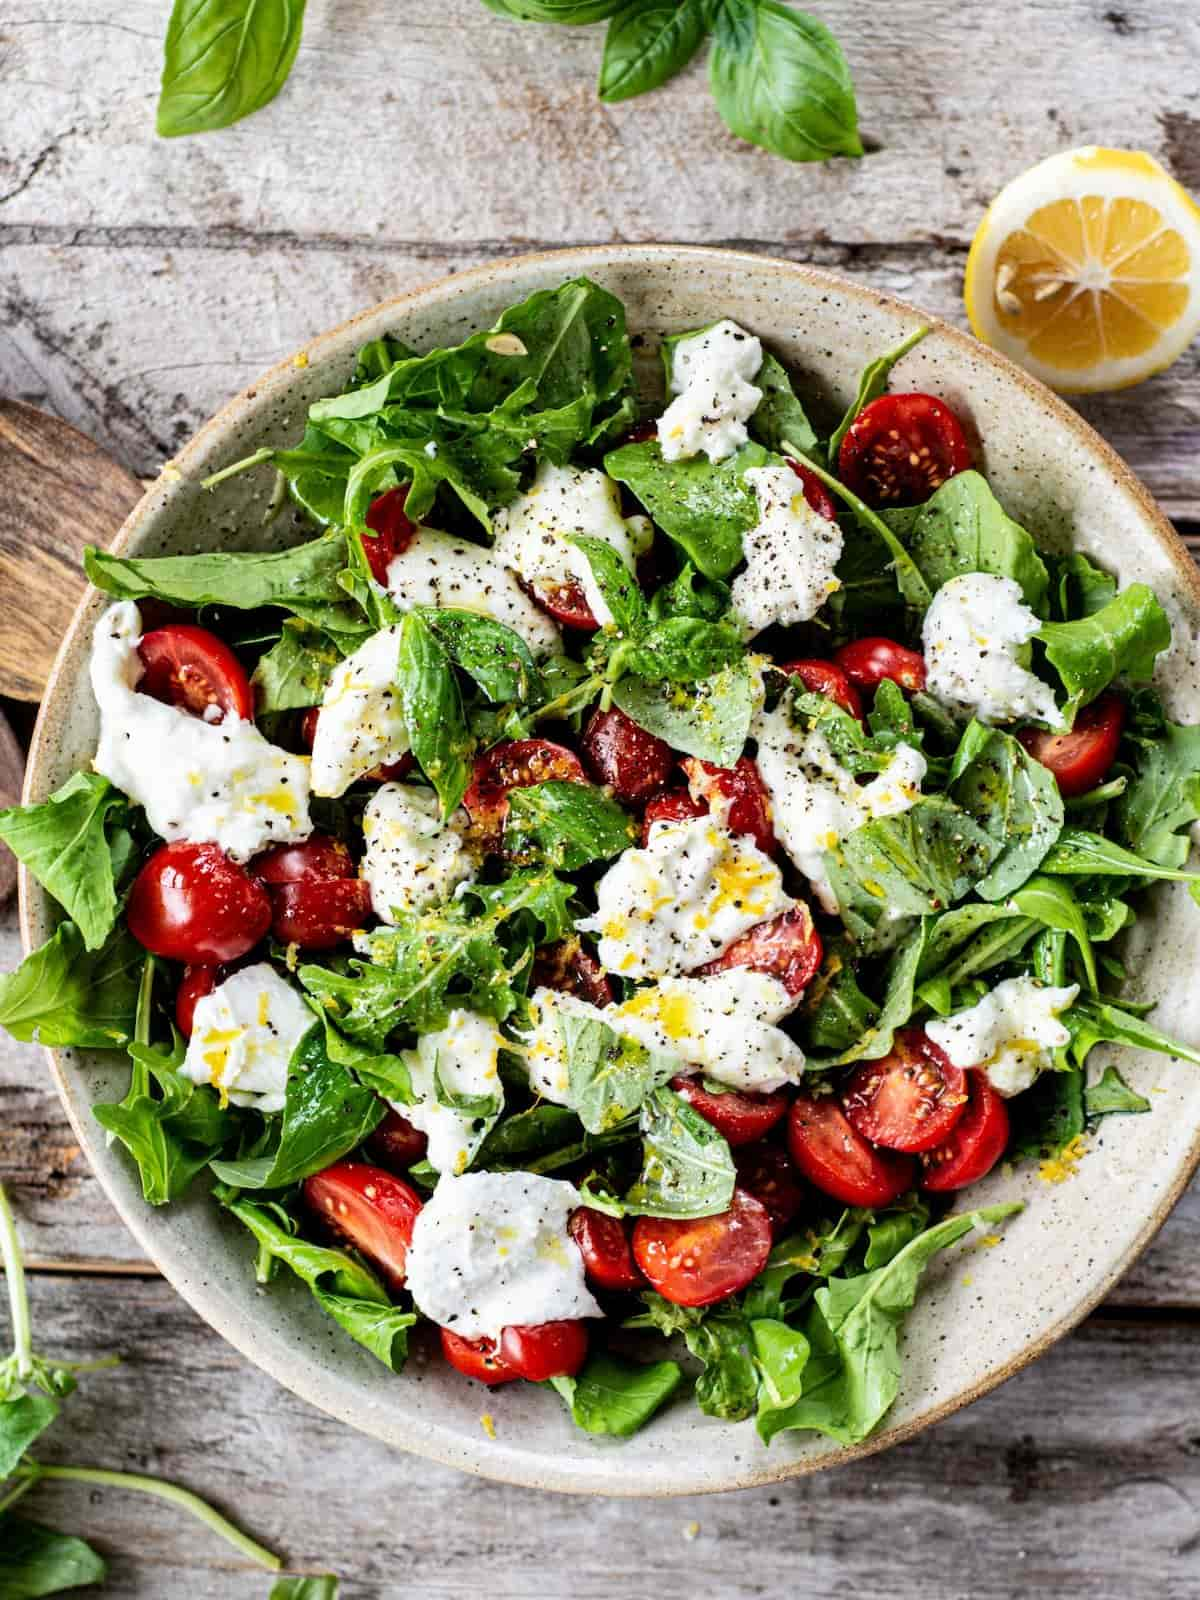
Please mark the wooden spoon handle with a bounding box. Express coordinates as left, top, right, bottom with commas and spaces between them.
0, 401, 143, 701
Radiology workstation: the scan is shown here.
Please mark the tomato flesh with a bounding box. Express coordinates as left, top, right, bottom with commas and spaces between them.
921, 1070, 1010, 1193
127, 842, 272, 964
137, 624, 254, 721
785, 456, 839, 522
270, 877, 373, 949
641, 788, 706, 845
581, 706, 674, 805
734, 1142, 806, 1233
463, 739, 587, 840
631, 1188, 772, 1308
1017, 693, 1124, 798
568, 1207, 643, 1291
304, 1161, 423, 1292
175, 965, 221, 1038
839, 393, 971, 508
682, 756, 775, 856
833, 636, 927, 694
532, 940, 614, 1008
362, 486, 417, 586
499, 1319, 590, 1382
253, 836, 354, 885
440, 1328, 517, 1387
696, 905, 823, 999
532, 578, 599, 631
367, 1108, 429, 1171
842, 1028, 968, 1154
787, 1093, 916, 1208
778, 658, 864, 720
670, 1076, 789, 1147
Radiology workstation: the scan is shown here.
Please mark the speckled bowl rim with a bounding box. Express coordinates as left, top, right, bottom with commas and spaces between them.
21, 244, 1200, 1496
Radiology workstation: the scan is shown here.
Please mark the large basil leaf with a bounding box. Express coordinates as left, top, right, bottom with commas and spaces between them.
603, 439, 770, 579
569, 535, 649, 636
826, 326, 930, 464
483, 0, 624, 18
1117, 718, 1200, 870
895, 471, 1050, 615
396, 611, 474, 819
748, 352, 819, 458
1036, 584, 1170, 719
156, 0, 308, 137
0, 774, 129, 951
618, 617, 744, 685
0, 1393, 59, 1479
504, 780, 636, 870
950, 721, 1063, 900
0, 924, 142, 1049
0, 1517, 107, 1596
598, 0, 708, 103
417, 608, 545, 707
612, 657, 756, 766
553, 1007, 680, 1133
549, 1352, 684, 1437
610, 1085, 736, 1219
827, 800, 1000, 924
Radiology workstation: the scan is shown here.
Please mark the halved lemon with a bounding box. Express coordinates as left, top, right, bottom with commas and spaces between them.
964, 146, 1200, 393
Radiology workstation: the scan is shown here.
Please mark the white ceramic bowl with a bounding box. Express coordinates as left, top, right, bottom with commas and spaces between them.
22, 246, 1200, 1495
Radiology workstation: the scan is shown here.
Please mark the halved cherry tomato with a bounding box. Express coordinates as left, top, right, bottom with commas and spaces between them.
532, 940, 614, 1008
641, 788, 706, 845
568, 1207, 643, 1291
367, 1108, 429, 1171
581, 706, 674, 805
532, 578, 599, 632
921, 1070, 1010, 1193
778, 658, 864, 720
175, 965, 220, 1038
682, 756, 775, 856
362, 486, 417, 586
253, 836, 354, 885
270, 877, 373, 950
127, 843, 272, 964
499, 1320, 590, 1382
300, 708, 413, 783
463, 739, 587, 840
734, 1143, 805, 1233
785, 456, 839, 522
304, 1161, 423, 1292
632, 1188, 772, 1308
137, 624, 254, 721
440, 1329, 517, 1387
787, 1093, 916, 1208
621, 419, 659, 445
1017, 692, 1125, 798
670, 1076, 789, 1147
696, 905, 823, 998
842, 1028, 968, 1154
838, 392, 971, 508
833, 636, 927, 693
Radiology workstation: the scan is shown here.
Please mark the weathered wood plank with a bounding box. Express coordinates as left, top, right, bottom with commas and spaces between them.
11, 1274, 1200, 1596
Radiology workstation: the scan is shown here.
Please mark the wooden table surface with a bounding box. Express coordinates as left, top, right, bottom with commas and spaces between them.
3, 2, 1200, 1593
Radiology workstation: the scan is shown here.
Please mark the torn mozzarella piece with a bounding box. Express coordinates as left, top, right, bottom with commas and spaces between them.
179, 964, 312, 1112
397, 1009, 505, 1176
927, 975, 1080, 1097
385, 526, 560, 657
922, 572, 1064, 728
657, 320, 763, 464
310, 625, 409, 797
731, 466, 844, 637
359, 783, 475, 922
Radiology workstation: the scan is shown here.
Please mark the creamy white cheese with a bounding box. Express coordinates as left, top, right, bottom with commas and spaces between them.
926, 975, 1080, 1097
753, 705, 926, 912
310, 625, 410, 797
922, 572, 1064, 728
396, 1009, 505, 1176
731, 466, 844, 638
385, 526, 560, 657
91, 602, 311, 861
657, 320, 763, 464
524, 968, 805, 1100
578, 814, 793, 980
358, 783, 475, 923
404, 1171, 601, 1340
179, 964, 312, 1112
491, 462, 651, 627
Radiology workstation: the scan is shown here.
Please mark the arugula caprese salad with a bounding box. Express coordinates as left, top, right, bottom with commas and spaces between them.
5, 277, 1200, 1447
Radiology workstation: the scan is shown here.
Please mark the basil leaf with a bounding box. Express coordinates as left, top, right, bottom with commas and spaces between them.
156, 0, 307, 137
504, 780, 636, 870
431, 1056, 502, 1119
251, 620, 342, 712
416, 608, 545, 706
604, 439, 770, 579
1085, 1065, 1151, 1119
1039, 825, 1200, 884
1008, 1063, 1085, 1163
598, 0, 708, 103
1054, 550, 1118, 621
310, 1290, 415, 1372
827, 800, 1001, 925
1036, 583, 1171, 719
554, 1007, 680, 1133
826, 325, 930, 465
549, 1352, 684, 1437
800, 942, 879, 1054
569, 535, 649, 636
269, 1578, 340, 1600
709, 0, 862, 163
1117, 718, 1200, 870
622, 1085, 736, 1218
899, 471, 1050, 616
749, 352, 819, 458
483, 0, 624, 18
950, 722, 1063, 900
620, 617, 743, 684
0, 1393, 59, 1478
823, 924, 927, 1066
647, 562, 732, 624
474, 1103, 582, 1166
0, 774, 129, 951
396, 611, 474, 819
612, 657, 756, 766
0, 1517, 107, 1596
0, 923, 142, 1049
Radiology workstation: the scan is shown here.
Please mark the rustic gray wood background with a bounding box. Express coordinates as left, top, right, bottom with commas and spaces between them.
3, 1, 1200, 1594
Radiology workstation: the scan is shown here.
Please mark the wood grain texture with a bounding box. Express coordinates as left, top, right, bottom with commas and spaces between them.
0, 710, 24, 900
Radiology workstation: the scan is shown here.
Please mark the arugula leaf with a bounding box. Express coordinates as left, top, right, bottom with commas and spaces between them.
417, 608, 545, 707
751, 1318, 811, 1433
1085, 1065, 1151, 1119
617, 1085, 736, 1218
801, 944, 880, 1054
708, 0, 861, 163
0, 775, 129, 951
827, 326, 930, 464
824, 924, 927, 1066
899, 471, 1050, 615
396, 610, 474, 820
95, 1048, 232, 1208
603, 439, 770, 579
950, 722, 1063, 899
223, 1198, 394, 1311
748, 353, 819, 458
0, 924, 142, 1049
0, 1517, 107, 1596
687, 1309, 760, 1421
1054, 550, 1118, 621
597, 0, 708, 103
1117, 718, 1200, 870
504, 781, 635, 870
251, 620, 341, 712
156, 0, 307, 137
1067, 997, 1200, 1070
474, 1103, 582, 1166
311, 1290, 415, 1372
1036, 584, 1171, 719
549, 1352, 684, 1437
612, 657, 756, 766
553, 1007, 679, 1133
797, 452, 933, 611
864, 1196, 931, 1270
1039, 826, 1200, 885
1008, 1064, 1084, 1163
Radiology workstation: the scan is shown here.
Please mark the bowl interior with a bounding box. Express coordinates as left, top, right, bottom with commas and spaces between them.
24, 245, 1200, 1495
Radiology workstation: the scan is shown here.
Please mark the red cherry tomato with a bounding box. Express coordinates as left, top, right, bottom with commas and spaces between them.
362, 486, 417, 586
682, 756, 775, 856
787, 1093, 916, 1208
367, 1108, 428, 1171
778, 658, 864, 720
269, 877, 373, 950
175, 965, 220, 1038
620, 419, 659, 446
842, 1028, 968, 1154
253, 836, 354, 885
498, 1319, 590, 1382
838, 392, 972, 508
127, 843, 272, 964
463, 739, 587, 840
531, 578, 599, 632
833, 636, 927, 693
632, 1188, 772, 1308
921, 1070, 1010, 1193
568, 1207, 643, 1291
785, 456, 839, 522
696, 905, 823, 999
734, 1142, 806, 1233
440, 1328, 517, 1387
1016, 692, 1125, 798
303, 1161, 423, 1292
581, 706, 674, 805
137, 624, 254, 721
641, 788, 706, 845
300, 708, 414, 784
532, 941, 614, 1008
670, 1075, 789, 1147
